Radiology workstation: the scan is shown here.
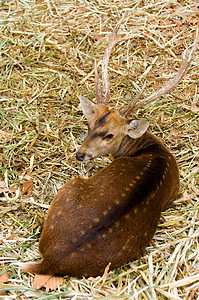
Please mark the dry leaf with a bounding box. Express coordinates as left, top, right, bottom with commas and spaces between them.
0, 273, 8, 284
170, 129, 180, 139
0, 273, 8, 295
21, 178, 34, 198
33, 274, 64, 292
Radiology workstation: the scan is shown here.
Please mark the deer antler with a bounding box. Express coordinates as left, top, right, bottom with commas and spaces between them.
95, 17, 126, 105
95, 60, 102, 102
119, 81, 147, 117
121, 28, 198, 117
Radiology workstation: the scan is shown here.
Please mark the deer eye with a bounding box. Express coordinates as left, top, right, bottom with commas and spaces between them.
103, 134, 114, 141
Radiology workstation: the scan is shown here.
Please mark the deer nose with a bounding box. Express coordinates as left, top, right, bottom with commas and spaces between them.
76, 152, 85, 161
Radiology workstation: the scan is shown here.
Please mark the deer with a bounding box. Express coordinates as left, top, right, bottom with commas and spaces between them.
21, 21, 198, 278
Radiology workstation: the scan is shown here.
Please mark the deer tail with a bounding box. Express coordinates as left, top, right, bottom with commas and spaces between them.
18, 261, 47, 275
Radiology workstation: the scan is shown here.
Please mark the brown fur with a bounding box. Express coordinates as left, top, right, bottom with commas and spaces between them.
22, 106, 180, 278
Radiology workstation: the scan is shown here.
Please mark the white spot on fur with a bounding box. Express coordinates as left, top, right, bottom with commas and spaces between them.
115, 221, 120, 227
125, 213, 130, 219
121, 238, 131, 251
94, 217, 100, 223
115, 199, 120, 205
70, 252, 76, 258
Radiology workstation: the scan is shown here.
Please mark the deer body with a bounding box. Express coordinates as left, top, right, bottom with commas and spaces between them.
23, 106, 179, 278
40, 153, 178, 277
21, 21, 197, 278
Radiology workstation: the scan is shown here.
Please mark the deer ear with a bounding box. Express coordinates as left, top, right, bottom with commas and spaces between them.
127, 120, 149, 139
79, 96, 95, 122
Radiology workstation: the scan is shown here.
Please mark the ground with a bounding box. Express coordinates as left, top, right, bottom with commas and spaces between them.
0, 0, 199, 299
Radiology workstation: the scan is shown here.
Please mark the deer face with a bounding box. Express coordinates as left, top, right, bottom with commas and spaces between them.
76, 97, 149, 161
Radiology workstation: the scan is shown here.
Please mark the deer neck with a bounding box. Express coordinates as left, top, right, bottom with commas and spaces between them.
113, 131, 168, 158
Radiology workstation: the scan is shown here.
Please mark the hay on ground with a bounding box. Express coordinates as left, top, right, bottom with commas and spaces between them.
0, 1, 198, 299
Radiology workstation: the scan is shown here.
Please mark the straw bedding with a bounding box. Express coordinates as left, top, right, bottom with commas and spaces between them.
0, 1, 198, 298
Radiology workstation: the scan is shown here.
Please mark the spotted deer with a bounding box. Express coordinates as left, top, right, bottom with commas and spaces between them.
22, 22, 197, 278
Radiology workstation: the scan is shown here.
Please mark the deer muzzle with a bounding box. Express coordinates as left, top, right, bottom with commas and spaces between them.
76, 152, 85, 161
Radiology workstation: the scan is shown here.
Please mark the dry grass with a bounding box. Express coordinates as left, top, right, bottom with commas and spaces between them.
0, 0, 199, 299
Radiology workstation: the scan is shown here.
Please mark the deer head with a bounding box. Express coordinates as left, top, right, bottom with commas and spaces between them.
76, 98, 149, 161
76, 21, 198, 162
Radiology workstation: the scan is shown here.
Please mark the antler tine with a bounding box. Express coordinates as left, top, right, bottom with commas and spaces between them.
123, 28, 198, 117
100, 18, 124, 105
120, 81, 147, 117
95, 60, 103, 103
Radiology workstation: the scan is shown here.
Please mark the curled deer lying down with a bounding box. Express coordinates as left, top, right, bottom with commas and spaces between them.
22, 22, 197, 278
